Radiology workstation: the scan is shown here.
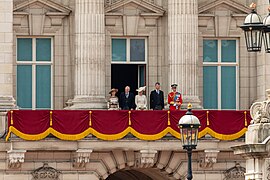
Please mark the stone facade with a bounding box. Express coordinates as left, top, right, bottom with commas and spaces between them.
0, 0, 269, 179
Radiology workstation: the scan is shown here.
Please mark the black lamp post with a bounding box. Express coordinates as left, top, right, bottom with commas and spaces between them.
241, 2, 270, 53
178, 104, 201, 180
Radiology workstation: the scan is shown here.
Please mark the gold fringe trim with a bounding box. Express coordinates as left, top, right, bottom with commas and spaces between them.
50, 111, 53, 126
128, 111, 131, 126
167, 111, 171, 126
5, 126, 248, 141
244, 111, 247, 127
206, 111, 209, 126
89, 111, 92, 126
10, 111, 13, 125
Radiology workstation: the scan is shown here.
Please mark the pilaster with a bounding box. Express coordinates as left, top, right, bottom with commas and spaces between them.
0, 0, 16, 111
168, 0, 201, 108
70, 0, 106, 109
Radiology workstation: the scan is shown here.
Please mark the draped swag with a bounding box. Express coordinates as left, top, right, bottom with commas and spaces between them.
6, 110, 251, 141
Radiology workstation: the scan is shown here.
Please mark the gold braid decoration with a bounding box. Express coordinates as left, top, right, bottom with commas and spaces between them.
89, 111, 92, 126
10, 111, 13, 125
128, 111, 131, 126
244, 111, 247, 127
206, 111, 210, 126
50, 111, 53, 126
167, 111, 171, 126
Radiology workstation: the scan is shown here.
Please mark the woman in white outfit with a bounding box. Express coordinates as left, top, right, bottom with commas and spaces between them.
135, 86, 147, 110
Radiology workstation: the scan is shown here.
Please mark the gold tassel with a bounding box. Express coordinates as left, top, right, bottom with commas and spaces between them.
128, 111, 131, 126
167, 111, 171, 126
10, 111, 13, 125
50, 111, 53, 126
89, 111, 92, 126
244, 111, 247, 127
206, 111, 209, 126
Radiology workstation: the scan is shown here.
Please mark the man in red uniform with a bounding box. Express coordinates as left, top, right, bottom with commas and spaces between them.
168, 84, 182, 110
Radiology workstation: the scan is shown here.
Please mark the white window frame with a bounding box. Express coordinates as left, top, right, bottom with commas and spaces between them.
16, 37, 54, 110
111, 37, 148, 64
203, 38, 239, 110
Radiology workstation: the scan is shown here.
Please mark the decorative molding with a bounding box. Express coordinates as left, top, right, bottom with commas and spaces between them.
250, 89, 270, 124
14, 0, 72, 13
13, 0, 71, 35
73, 149, 93, 168
199, 0, 250, 15
32, 163, 61, 180
136, 150, 157, 168
224, 163, 245, 180
105, 0, 165, 16
200, 150, 219, 168
7, 150, 26, 169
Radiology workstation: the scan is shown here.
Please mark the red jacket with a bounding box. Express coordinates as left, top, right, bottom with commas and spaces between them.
168, 92, 182, 110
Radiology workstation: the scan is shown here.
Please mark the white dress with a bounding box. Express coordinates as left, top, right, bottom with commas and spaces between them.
135, 95, 147, 110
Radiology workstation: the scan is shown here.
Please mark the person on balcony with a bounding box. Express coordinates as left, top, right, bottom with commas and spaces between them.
107, 88, 119, 110
150, 82, 164, 110
168, 84, 182, 110
135, 86, 147, 110
119, 86, 135, 110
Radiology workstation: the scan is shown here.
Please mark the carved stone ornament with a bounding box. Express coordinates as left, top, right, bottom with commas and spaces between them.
250, 89, 270, 124
32, 163, 61, 180
265, 158, 270, 180
136, 150, 157, 168
224, 163, 245, 180
7, 150, 26, 169
199, 150, 219, 168
73, 149, 93, 168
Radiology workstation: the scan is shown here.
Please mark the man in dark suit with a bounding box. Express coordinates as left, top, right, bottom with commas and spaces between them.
150, 82, 164, 110
119, 86, 135, 110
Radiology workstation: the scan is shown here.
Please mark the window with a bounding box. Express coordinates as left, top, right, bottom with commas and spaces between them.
111, 38, 147, 63
203, 39, 238, 109
16, 38, 53, 109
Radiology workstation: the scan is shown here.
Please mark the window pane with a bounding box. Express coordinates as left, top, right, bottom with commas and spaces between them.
36, 65, 51, 109
17, 65, 32, 108
130, 39, 145, 62
203, 40, 218, 62
139, 65, 145, 87
203, 66, 218, 109
221, 40, 236, 62
17, 38, 32, 61
221, 66, 236, 109
112, 39, 126, 61
36, 38, 51, 61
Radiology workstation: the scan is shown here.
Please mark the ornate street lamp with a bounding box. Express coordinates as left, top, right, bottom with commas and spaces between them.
241, 3, 264, 52
262, 8, 270, 53
178, 104, 201, 180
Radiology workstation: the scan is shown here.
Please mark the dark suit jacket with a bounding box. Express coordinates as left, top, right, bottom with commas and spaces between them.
150, 90, 164, 109
119, 92, 135, 110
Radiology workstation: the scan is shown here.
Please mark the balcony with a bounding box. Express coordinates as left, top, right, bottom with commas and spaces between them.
5, 110, 251, 141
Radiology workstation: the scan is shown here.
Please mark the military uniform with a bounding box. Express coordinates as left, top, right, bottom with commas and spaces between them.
168, 84, 182, 110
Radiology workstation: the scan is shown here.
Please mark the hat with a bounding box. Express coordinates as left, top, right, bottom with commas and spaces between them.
136, 86, 146, 92
171, 84, 178, 88
109, 88, 118, 94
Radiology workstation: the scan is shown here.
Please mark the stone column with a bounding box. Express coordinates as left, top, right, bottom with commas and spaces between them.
0, 0, 15, 135
168, 0, 201, 108
70, 0, 106, 109
256, 0, 270, 101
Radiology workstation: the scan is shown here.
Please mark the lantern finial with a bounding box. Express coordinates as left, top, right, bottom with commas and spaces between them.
250, 2, 256, 10
187, 103, 192, 110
